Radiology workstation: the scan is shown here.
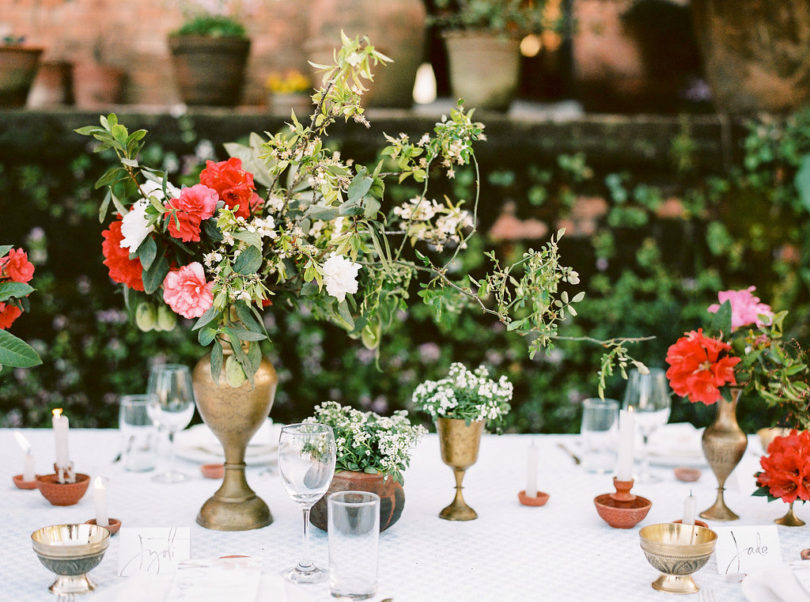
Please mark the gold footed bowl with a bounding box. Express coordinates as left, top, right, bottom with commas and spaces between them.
775, 501, 806, 527
437, 417, 484, 521
192, 346, 278, 531
31, 524, 110, 595
639, 523, 718, 594
701, 389, 747, 521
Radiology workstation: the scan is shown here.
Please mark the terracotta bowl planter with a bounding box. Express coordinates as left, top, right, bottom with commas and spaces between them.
310, 471, 405, 532
594, 492, 652, 529
13, 474, 39, 489
85, 518, 122, 535
0, 46, 44, 107
36, 473, 91, 506
168, 35, 250, 107
73, 63, 125, 108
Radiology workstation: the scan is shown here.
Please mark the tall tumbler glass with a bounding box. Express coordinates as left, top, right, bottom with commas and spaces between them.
119, 394, 157, 472
328, 491, 380, 600
580, 398, 620, 474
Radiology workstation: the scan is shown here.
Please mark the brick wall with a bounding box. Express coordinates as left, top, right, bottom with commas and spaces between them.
1, 0, 310, 105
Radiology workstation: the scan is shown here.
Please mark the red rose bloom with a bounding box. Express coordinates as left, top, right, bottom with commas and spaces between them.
102, 218, 144, 291
0, 248, 35, 283
0, 302, 22, 329
665, 329, 741, 404
200, 157, 256, 219
756, 430, 810, 504
165, 184, 218, 242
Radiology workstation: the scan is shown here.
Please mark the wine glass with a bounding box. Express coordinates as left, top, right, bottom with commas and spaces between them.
623, 367, 672, 483
146, 364, 196, 483
278, 423, 336, 584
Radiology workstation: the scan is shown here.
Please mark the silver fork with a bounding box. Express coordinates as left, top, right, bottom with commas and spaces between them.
698, 589, 716, 602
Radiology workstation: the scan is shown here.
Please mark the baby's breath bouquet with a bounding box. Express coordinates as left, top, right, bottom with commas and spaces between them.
413, 363, 512, 432
306, 401, 426, 483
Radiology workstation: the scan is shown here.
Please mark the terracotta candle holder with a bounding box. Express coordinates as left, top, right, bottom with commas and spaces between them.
13, 474, 39, 490
594, 477, 652, 529
200, 463, 225, 479
672, 519, 709, 529
36, 473, 90, 506
518, 490, 550, 507
85, 518, 122, 536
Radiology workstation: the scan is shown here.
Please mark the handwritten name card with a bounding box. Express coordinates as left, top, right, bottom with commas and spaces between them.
118, 528, 191, 577
714, 525, 782, 576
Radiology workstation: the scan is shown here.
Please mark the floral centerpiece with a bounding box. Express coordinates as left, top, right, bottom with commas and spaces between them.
754, 429, 810, 526
306, 401, 426, 531
173, 0, 251, 38
665, 286, 809, 520
0, 245, 41, 371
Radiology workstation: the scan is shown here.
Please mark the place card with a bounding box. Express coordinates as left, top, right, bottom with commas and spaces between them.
117, 527, 191, 577
167, 557, 262, 601
714, 525, 782, 576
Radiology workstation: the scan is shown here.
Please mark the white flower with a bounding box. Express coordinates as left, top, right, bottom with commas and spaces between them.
119, 200, 154, 251
141, 179, 180, 201
322, 254, 361, 302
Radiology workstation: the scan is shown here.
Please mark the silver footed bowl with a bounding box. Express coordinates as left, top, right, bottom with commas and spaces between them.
31, 524, 111, 595
639, 523, 717, 595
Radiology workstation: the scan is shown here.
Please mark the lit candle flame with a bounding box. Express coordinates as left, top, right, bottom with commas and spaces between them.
52, 408, 62, 418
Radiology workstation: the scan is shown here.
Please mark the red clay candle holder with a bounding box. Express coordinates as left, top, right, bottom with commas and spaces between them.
12, 474, 39, 490
593, 477, 652, 529
672, 518, 709, 528
518, 490, 550, 507
201, 463, 225, 479
36, 473, 90, 506
85, 517, 122, 535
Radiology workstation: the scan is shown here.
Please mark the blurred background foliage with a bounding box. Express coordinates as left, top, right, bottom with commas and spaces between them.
3, 108, 810, 433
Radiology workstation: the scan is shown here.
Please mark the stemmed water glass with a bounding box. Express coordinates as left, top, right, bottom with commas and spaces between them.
278, 423, 336, 584
146, 364, 196, 483
623, 367, 672, 483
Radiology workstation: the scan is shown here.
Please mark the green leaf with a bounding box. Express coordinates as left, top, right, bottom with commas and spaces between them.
363, 196, 381, 219
198, 326, 217, 346
223, 326, 266, 342
137, 236, 157, 270
202, 220, 224, 243
0, 246, 11, 259
98, 189, 112, 223
233, 246, 262, 275
795, 153, 810, 212
235, 301, 266, 335
193, 306, 219, 331
307, 205, 340, 221
0, 329, 42, 368
0, 282, 34, 301
95, 166, 125, 189
233, 230, 262, 249
142, 254, 169, 294
347, 173, 373, 203
74, 125, 105, 136
210, 339, 224, 383
708, 299, 732, 335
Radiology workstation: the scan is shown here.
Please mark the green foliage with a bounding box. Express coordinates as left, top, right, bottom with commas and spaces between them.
173, 15, 246, 38
430, 0, 561, 36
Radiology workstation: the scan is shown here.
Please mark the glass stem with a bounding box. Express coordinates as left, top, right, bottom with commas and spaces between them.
641, 434, 650, 478
168, 431, 176, 476
299, 507, 312, 570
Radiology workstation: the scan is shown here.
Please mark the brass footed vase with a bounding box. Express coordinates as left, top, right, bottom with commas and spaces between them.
437, 417, 484, 521
192, 344, 278, 531
775, 501, 806, 527
700, 388, 747, 521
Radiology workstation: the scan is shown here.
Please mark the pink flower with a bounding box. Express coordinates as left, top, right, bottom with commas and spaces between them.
165, 184, 219, 243
707, 286, 773, 331
162, 262, 213, 319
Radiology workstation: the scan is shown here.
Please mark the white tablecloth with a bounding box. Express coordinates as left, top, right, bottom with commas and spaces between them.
2, 429, 806, 601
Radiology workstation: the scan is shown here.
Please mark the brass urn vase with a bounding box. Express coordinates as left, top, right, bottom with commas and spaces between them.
437, 417, 485, 521
700, 388, 747, 521
192, 344, 277, 531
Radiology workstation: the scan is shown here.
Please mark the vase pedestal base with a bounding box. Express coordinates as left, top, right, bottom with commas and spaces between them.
196, 463, 272, 531
699, 487, 739, 521
775, 502, 805, 527
439, 492, 478, 521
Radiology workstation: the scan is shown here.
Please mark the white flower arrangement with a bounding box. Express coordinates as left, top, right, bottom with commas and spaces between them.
412, 363, 512, 431
305, 401, 427, 483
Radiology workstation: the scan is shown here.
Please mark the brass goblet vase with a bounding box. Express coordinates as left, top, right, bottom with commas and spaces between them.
437, 417, 484, 521
192, 342, 278, 531
775, 501, 806, 527
701, 388, 747, 521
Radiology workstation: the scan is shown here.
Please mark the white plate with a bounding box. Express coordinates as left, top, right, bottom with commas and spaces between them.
174, 420, 279, 466
647, 451, 707, 468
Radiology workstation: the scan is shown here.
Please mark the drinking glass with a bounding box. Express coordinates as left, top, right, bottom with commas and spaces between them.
580, 398, 620, 473
328, 491, 380, 600
119, 394, 158, 472
278, 423, 336, 584
623, 368, 672, 483
146, 364, 196, 483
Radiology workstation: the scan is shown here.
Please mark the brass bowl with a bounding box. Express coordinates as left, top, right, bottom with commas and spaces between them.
639, 523, 717, 594
31, 524, 111, 595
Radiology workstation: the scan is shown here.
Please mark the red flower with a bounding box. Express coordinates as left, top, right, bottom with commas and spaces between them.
0, 248, 35, 283
165, 184, 218, 242
0, 302, 22, 329
102, 218, 144, 291
756, 430, 810, 504
200, 157, 256, 219
665, 329, 741, 404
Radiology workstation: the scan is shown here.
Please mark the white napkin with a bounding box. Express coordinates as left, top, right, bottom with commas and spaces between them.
646, 422, 703, 458
742, 563, 810, 602
175, 419, 277, 457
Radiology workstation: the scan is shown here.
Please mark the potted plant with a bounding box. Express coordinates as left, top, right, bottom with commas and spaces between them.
665, 287, 810, 521
413, 363, 512, 520
73, 38, 125, 108
0, 35, 44, 107
265, 69, 312, 116
307, 402, 427, 531
0, 245, 41, 372
168, 1, 252, 106
431, 0, 556, 111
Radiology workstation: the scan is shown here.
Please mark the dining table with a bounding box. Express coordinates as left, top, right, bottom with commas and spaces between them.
2, 427, 807, 601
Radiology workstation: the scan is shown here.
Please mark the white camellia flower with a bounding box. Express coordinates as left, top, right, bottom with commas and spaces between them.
141, 179, 180, 201
322, 254, 361, 302
119, 200, 154, 251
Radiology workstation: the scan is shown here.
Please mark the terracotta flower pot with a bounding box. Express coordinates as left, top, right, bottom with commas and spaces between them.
28, 60, 74, 107
169, 36, 251, 107
0, 46, 44, 107
73, 63, 125, 108
310, 470, 405, 532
